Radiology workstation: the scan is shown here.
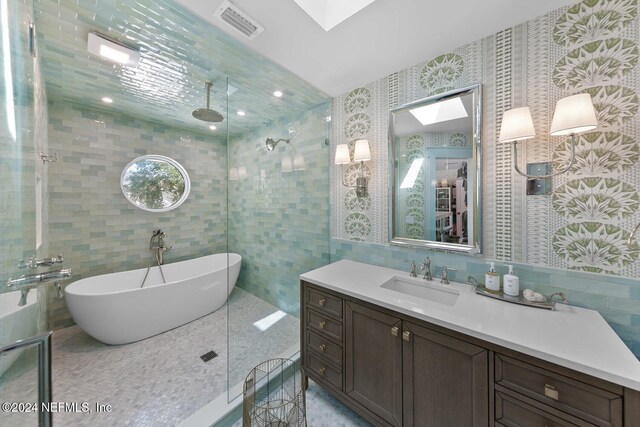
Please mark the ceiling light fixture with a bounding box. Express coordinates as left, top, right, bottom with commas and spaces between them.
209, 125, 217, 130
87, 32, 140, 67
101, 97, 113, 104
237, 110, 246, 116
273, 90, 283, 98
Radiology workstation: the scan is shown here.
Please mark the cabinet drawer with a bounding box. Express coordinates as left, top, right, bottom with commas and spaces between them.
496, 391, 592, 427
307, 308, 343, 342
307, 286, 343, 318
495, 354, 622, 427
308, 352, 342, 391
307, 330, 342, 367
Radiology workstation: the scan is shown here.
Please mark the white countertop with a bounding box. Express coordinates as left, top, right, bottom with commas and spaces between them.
300, 259, 640, 391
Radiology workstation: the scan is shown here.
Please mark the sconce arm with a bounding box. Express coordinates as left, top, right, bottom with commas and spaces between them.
512, 133, 576, 180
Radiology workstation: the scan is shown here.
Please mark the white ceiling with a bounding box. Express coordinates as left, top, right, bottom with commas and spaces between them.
174, 0, 576, 97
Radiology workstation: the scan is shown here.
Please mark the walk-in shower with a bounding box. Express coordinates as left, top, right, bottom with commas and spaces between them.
1, 0, 330, 425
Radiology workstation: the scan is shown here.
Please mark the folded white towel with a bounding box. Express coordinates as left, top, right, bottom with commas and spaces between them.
523, 289, 544, 302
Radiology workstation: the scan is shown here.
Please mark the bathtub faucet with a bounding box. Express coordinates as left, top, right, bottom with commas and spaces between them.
8, 270, 71, 306
149, 229, 172, 265
7, 268, 72, 289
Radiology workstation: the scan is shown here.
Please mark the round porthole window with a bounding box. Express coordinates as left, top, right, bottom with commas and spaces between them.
120, 155, 190, 212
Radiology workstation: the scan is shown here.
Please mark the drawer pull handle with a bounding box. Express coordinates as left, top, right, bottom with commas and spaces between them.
319, 344, 326, 352
318, 367, 326, 376
391, 326, 399, 336
319, 321, 326, 329
544, 384, 559, 401
402, 331, 411, 342
318, 298, 326, 307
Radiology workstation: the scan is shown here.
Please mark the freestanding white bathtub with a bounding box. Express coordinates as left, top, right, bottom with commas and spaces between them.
65, 253, 241, 345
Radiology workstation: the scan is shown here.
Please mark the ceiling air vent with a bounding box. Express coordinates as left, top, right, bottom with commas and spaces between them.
214, 1, 264, 40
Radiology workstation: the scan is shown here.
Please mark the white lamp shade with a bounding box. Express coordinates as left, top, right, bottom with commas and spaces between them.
229, 167, 238, 181
293, 153, 306, 170
499, 107, 536, 142
353, 139, 371, 162
334, 144, 351, 164
550, 93, 598, 136
281, 156, 293, 172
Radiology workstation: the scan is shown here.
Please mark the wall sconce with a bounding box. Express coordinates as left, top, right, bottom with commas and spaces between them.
499, 93, 598, 179
335, 139, 371, 197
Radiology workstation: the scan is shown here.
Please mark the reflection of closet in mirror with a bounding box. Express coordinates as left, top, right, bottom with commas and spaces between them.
390, 84, 482, 254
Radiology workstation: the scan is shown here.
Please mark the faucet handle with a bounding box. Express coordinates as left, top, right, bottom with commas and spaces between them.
404, 260, 418, 277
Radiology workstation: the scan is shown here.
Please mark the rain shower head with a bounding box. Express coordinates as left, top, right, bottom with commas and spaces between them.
192, 82, 224, 123
265, 138, 289, 151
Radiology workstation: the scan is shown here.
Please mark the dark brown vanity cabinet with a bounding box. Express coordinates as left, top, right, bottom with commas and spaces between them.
345, 301, 403, 426
402, 321, 488, 426
303, 281, 488, 426
301, 281, 640, 427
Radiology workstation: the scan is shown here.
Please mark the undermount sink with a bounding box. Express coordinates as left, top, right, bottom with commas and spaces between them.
381, 276, 460, 306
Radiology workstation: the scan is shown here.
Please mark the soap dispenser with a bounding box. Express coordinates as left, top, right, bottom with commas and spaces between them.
504, 265, 520, 296
485, 262, 500, 293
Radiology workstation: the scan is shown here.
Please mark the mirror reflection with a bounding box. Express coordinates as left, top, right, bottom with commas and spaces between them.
120, 155, 190, 212
390, 85, 482, 253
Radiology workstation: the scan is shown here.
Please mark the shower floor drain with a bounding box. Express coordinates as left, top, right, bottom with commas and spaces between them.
200, 350, 218, 362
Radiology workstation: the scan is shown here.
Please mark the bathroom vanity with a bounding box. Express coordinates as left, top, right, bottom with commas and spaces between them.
300, 260, 640, 426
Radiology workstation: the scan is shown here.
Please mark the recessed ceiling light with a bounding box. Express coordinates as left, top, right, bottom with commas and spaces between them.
102, 97, 113, 104
209, 125, 217, 130
237, 110, 246, 116
87, 32, 140, 67
273, 90, 283, 98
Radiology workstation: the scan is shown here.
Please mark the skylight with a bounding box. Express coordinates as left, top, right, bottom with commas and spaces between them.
409, 97, 468, 126
293, 0, 377, 31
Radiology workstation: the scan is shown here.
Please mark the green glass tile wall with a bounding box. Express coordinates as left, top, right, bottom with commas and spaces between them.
228, 101, 331, 315
47, 100, 228, 328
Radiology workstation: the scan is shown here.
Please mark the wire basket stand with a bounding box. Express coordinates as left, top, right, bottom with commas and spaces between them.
243, 358, 307, 427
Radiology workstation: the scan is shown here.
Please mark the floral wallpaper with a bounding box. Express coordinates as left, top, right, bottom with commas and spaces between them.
333, 0, 640, 279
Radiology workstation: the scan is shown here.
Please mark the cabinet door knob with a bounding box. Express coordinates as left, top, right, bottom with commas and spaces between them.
318, 367, 326, 376
544, 383, 559, 401
402, 330, 411, 342
319, 321, 326, 329
391, 326, 399, 336
318, 298, 326, 306
319, 344, 326, 352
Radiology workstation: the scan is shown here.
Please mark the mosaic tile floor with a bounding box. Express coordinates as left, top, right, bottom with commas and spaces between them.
0, 288, 299, 427
228, 380, 371, 427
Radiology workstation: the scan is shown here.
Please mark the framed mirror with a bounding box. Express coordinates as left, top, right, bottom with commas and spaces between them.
389, 84, 482, 254
120, 155, 190, 212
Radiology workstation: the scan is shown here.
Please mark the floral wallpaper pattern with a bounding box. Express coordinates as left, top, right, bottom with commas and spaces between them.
550, 0, 640, 274
333, 0, 640, 278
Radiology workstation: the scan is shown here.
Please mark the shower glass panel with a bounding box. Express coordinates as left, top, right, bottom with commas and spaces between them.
226, 77, 331, 401
0, 0, 48, 425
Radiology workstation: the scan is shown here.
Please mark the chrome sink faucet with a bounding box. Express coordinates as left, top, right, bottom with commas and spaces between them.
420, 257, 432, 281
440, 266, 457, 285
404, 260, 418, 278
